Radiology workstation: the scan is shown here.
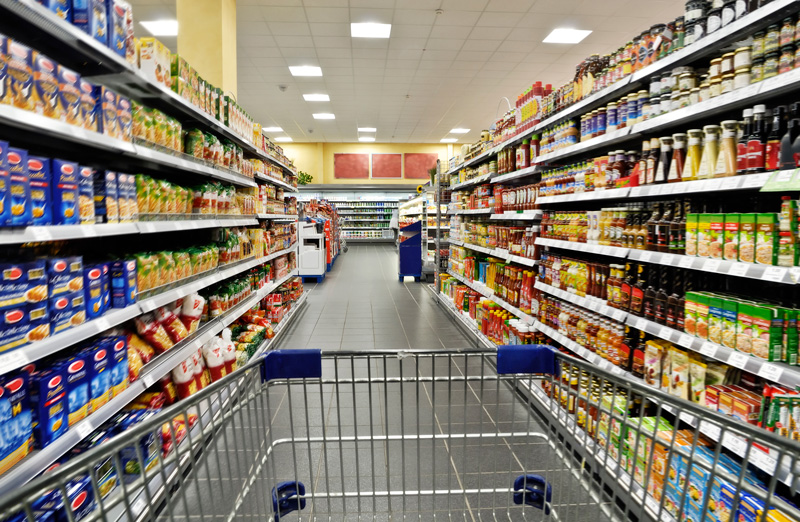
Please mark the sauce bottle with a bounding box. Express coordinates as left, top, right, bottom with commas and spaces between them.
698, 125, 720, 179
619, 262, 634, 310
655, 136, 672, 184
635, 209, 648, 250
638, 140, 650, 185
669, 199, 685, 254
645, 137, 660, 185
666, 268, 682, 330
766, 105, 786, 171
646, 203, 662, 251
642, 266, 657, 322
684, 129, 703, 181
654, 267, 669, 325
737, 108, 753, 174
779, 103, 800, 170
747, 104, 768, 173
668, 133, 686, 183
657, 201, 674, 252
714, 120, 739, 177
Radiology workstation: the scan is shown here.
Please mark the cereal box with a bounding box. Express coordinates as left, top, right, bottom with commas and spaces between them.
117, 94, 132, 141
93, 85, 118, 139
83, 341, 111, 412
0, 141, 10, 227
6, 40, 33, 111
32, 53, 61, 120
139, 37, 170, 87
83, 264, 103, 319
50, 159, 79, 224
78, 166, 95, 225
0, 35, 9, 106
685, 213, 698, 256
46, 256, 83, 297
104, 336, 128, 397
694, 292, 710, 340
30, 365, 69, 448
78, 78, 97, 131
684, 291, 698, 336
57, 65, 82, 126
7, 148, 32, 226
37, 0, 70, 21
756, 213, 778, 265
107, 0, 129, 58
93, 170, 118, 224
708, 296, 724, 345
62, 353, 90, 426
751, 304, 782, 361
0, 372, 33, 474
27, 156, 51, 226
111, 258, 136, 308
75, 0, 108, 46
739, 213, 757, 263
49, 291, 85, 334
723, 213, 740, 261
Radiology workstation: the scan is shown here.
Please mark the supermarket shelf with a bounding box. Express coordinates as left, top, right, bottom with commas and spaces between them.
534, 281, 628, 322
626, 314, 800, 389
0, 268, 299, 496
536, 237, 630, 259
133, 145, 256, 188
537, 187, 630, 205
490, 165, 539, 184
489, 211, 542, 220
450, 173, 493, 191
255, 173, 298, 192
342, 226, 387, 230
445, 146, 501, 177
339, 212, 394, 215
629, 173, 772, 198
446, 270, 536, 325
535, 127, 632, 165
450, 208, 493, 216
256, 213, 298, 220
343, 218, 392, 222
429, 287, 496, 350
345, 238, 395, 242
0, 245, 298, 377
533, 320, 628, 377
450, 239, 537, 268
0, 223, 138, 244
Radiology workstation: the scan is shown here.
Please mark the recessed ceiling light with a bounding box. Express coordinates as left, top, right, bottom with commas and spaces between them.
303, 93, 330, 101
543, 28, 592, 44
359, 137, 375, 142
358, 127, 377, 132
313, 113, 335, 120
263, 126, 283, 133
351, 23, 392, 38
289, 65, 322, 76
441, 138, 458, 143
275, 137, 293, 142
141, 20, 178, 36
450, 128, 470, 134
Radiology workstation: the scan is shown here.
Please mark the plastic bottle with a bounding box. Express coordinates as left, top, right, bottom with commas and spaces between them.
684, 129, 703, 181
714, 120, 739, 177
737, 108, 753, 174
766, 105, 786, 171
698, 125, 721, 179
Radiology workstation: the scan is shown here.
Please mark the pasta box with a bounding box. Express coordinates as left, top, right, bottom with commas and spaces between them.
29, 365, 68, 447
82, 341, 111, 412
46, 256, 83, 296
107, 0, 128, 57
92, 170, 118, 224
93, 85, 118, 139
0, 372, 33, 474
0, 140, 10, 226
50, 159, 79, 225
32, 53, 61, 120
0, 302, 48, 355
6, 40, 33, 111
111, 258, 136, 308
83, 264, 103, 319
0, 34, 8, 106
28, 156, 52, 226
139, 37, 170, 87
0, 260, 47, 311
117, 172, 135, 222
62, 353, 90, 426
74, 0, 108, 46
49, 291, 85, 335
57, 65, 82, 126
100, 261, 110, 312
101, 336, 128, 397
116, 94, 132, 141
78, 166, 95, 225
8, 147, 32, 226
36, 0, 70, 21
78, 78, 96, 131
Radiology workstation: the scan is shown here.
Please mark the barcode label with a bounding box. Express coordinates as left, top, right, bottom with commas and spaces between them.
728, 263, 749, 277
679, 257, 695, 268
757, 362, 784, 382
761, 266, 788, 282
703, 259, 721, 272
75, 421, 93, 439
639, 251, 652, 262
658, 326, 673, 340
678, 334, 695, 348
699, 342, 718, 357
728, 352, 749, 369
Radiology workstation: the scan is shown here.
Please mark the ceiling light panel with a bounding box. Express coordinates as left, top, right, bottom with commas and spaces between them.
351, 23, 392, 38
303, 93, 330, 101
450, 128, 470, 133
313, 113, 336, 119
358, 127, 377, 132
140, 20, 178, 36
275, 137, 293, 142
359, 137, 375, 142
289, 65, 323, 76
262, 127, 283, 132
542, 28, 592, 44
440, 138, 458, 143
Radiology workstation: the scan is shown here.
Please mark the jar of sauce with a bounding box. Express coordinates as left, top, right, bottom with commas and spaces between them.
780, 17, 795, 47
684, 129, 704, 181
779, 45, 794, 74
627, 92, 639, 123
709, 77, 722, 97
706, 8, 722, 34
679, 72, 697, 90
597, 108, 607, 137
607, 103, 618, 131
720, 73, 735, 94
764, 24, 780, 54
693, 16, 707, 41
698, 124, 721, 179
685, 21, 698, 45
734, 47, 751, 70
618, 96, 628, 128
720, 52, 735, 75
636, 90, 649, 124
685, 0, 708, 22
763, 51, 779, 79
751, 58, 764, 82
734, 68, 751, 89
651, 96, 661, 117
678, 90, 691, 108
699, 81, 711, 101
689, 88, 700, 105
721, 0, 736, 26
708, 57, 722, 79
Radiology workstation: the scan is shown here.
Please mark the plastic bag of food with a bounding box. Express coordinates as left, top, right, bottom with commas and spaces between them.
220, 329, 237, 373
181, 294, 205, 333
135, 175, 150, 216
193, 349, 211, 388
127, 337, 145, 381
173, 251, 191, 280
144, 107, 157, 143
135, 312, 175, 353
160, 376, 178, 405
157, 251, 176, 283
172, 119, 183, 152
172, 356, 198, 399
130, 391, 167, 410
202, 339, 227, 382
132, 101, 147, 139
154, 110, 168, 147
155, 306, 189, 343
185, 129, 205, 159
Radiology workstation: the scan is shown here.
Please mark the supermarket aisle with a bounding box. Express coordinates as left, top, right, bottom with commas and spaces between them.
276, 243, 477, 351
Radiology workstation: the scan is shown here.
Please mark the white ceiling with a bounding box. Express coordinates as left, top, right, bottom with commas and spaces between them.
129, 0, 683, 144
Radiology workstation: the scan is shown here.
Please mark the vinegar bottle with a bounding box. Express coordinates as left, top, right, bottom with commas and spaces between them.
668, 133, 686, 183
684, 129, 703, 181
697, 125, 720, 179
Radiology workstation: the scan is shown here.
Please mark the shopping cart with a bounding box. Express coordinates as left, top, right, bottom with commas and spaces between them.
2, 347, 800, 522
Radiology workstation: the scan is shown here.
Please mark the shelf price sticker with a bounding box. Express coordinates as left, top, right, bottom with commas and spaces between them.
660, 254, 675, 266
639, 251, 652, 262
658, 326, 674, 341
728, 263, 750, 277
699, 342, 718, 357
720, 177, 741, 190
721, 431, 748, 457
30, 228, 53, 241
750, 449, 778, 473
679, 257, 695, 268
743, 173, 770, 188
702, 259, 721, 272
728, 351, 750, 369
75, 421, 93, 440
0, 350, 29, 375
761, 266, 788, 282
636, 318, 649, 331
757, 362, 783, 383
678, 334, 695, 348
699, 420, 722, 440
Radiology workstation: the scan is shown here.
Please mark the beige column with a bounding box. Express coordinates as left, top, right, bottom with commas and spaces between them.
176, 0, 237, 98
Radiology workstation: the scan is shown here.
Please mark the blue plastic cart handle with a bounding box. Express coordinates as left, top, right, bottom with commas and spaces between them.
261, 350, 322, 382
497, 345, 559, 376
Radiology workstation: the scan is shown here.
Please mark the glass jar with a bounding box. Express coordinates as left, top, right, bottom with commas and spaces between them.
708, 57, 722, 78
779, 45, 794, 74
678, 89, 691, 108
795, 46, 800, 69
689, 87, 700, 105
709, 77, 722, 97
707, 8, 722, 34
720, 73, 735, 94
780, 17, 795, 47
685, 0, 708, 22
699, 81, 711, 101
752, 31, 765, 60
693, 16, 707, 41
607, 103, 618, 131
661, 93, 673, 113
733, 47, 751, 71
651, 96, 661, 116
720, 52, 735, 74
674, 16, 686, 51
734, 68, 751, 89
679, 72, 697, 91
751, 58, 764, 82
721, 0, 736, 26
649, 74, 662, 96
764, 51, 779, 79
764, 24, 780, 54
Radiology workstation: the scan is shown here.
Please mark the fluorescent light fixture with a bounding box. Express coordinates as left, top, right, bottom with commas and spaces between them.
441, 138, 458, 143
289, 65, 322, 76
351, 23, 392, 38
358, 127, 377, 132
313, 113, 335, 120
359, 137, 375, 142
303, 93, 330, 101
262, 126, 283, 132
450, 128, 470, 134
141, 20, 178, 36
275, 137, 293, 142
543, 28, 592, 44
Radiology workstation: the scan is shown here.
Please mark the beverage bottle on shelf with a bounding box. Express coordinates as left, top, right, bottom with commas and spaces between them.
638, 140, 650, 186
643, 266, 657, 322
747, 104, 768, 173
631, 328, 646, 379
666, 268, 682, 330
684, 129, 703, 181
766, 105, 786, 171
737, 108, 753, 174
668, 133, 686, 183
645, 137, 660, 185
618, 324, 635, 372
619, 263, 634, 311
780, 103, 800, 170
715, 120, 739, 178
646, 203, 662, 251
654, 267, 669, 325
669, 200, 686, 255
657, 201, 674, 253
630, 264, 646, 316
698, 125, 720, 179
654, 136, 672, 184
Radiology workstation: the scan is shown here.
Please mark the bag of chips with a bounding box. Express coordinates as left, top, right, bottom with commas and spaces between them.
135, 313, 175, 353
126, 332, 155, 364
155, 306, 189, 343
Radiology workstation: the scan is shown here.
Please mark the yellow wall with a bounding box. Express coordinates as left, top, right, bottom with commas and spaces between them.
281, 143, 448, 185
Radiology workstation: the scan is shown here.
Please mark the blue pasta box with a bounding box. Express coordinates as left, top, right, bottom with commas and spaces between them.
0, 302, 47, 354
82, 264, 103, 319
0, 260, 48, 311
46, 256, 83, 297
116, 95, 131, 142
62, 353, 89, 426
26, 300, 49, 343
8, 147, 32, 226
107, 0, 127, 57
29, 366, 68, 448
93, 85, 118, 140
100, 261, 110, 312
32, 53, 61, 120
0, 372, 33, 474
78, 79, 97, 132
77, 166, 95, 225
38, 476, 96, 522
74, 0, 107, 46
111, 258, 136, 308
50, 159, 79, 225
0, 35, 9, 106
92, 170, 118, 224
28, 156, 52, 226
102, 336, 127, 397
49, 291, 84, 335
115, 172, 132, 222
0, 140, 11, 227
69, 429, 117, 499
7, 40, 34, 112
116, 410, 159, 481
36, 0, 70, 21
83, 341, 110, 412
57, 65, 82, 127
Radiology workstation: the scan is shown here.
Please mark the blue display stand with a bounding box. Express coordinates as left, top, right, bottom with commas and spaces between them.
398, 222, 422, 282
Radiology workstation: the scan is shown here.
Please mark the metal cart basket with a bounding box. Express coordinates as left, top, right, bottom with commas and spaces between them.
2, 347, 800, 522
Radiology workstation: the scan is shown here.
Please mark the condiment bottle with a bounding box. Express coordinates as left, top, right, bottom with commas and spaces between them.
642, 267, 657, 322
714, 120, 739, 177
697, 125, 720, 179
646, 203, 662, 251
766, 105, 786, 171
655, 136, 673, 184
645, 137, 660, 185
684, 129, 703, 181
669, 199, 685, 254
668, 133, 686, 182
638, 140, 650, 185
781, 103, 800, 169
737, 108, 753, 174
665, 268, 682, 329
747, 104, 767, 173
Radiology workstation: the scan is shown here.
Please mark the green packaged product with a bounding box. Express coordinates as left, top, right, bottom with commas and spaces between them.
755, 213, 778, 265
784, 309, 798, 365
708, 296, 724, 345
739, 213, 757, 263
185, 129, 205, 159
721, 298, 739, 350
722, 213, 739, 261
750, 303, 782, 361
685, 214, 699, 256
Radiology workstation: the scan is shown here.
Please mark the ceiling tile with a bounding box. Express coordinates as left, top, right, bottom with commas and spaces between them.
486, 0, 535, 11
238, 21, 271, 35
461, 39, 501, 52
392, 25, 433, 38
392, 9, 437, 25
273, 35, 316, 47
317, 47, 352, 58
280, 47, 318, 59
389, 38, 426, 51
268, 22, 311, 35
312, 36, 351, 48
309, 23, 349, 36
303, 0, 348, 7
435, 11, 481, 26
467, 26, 512, 40
261, 6, 308, 21
441, 0, 488, 11
305, 7, 350, 23
430, 25, 468, 39
425, 38, 464, 51
349, 8, 394, 23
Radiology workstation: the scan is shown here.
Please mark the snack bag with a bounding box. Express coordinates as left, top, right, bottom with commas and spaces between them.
160, 376, 177, 405
154, 306, 188, 343
192, 349, 210, 389
180, 293, 204, 333
171, 356, 197, 400
202, 339, 227, 382
220, 329, 237, 374
127, 337, 144, 382
134, 313, 174, 353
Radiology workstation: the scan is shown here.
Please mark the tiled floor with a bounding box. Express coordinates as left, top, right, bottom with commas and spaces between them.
276, 244, 480, 352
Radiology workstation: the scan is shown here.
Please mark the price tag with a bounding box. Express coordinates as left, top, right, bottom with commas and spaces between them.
614, 310, 628, 321
660, 254, 675, 266
728, 351, 750, 369
743, 172, 769, 188
142, 374, 156, 388
659, 326, 674, 340
678, 334, 695, 348
750, 449, 778, 473
645, 495, 661, 515
790, 266, 800, 283
132, 499, 146, 515
706, 179, 723, 191
94, 317, 111, 332
728, 263, 750, 277
757, 362, 784, 382
699, 342, 718, 357
679, 257, 696, 268
30, 227, 52, 241
721, 177, 740, 190
775, 170, 794, 184
75, 421, 93, 439
601, 246, 612, 256
636, 318, 648, 330
139, 223, 156, 233
639, 251, 652, 262
761, 266, 788, 282
703, 259, 722, 272
700, 420, 721, 440
0, 350, 29, 375
722, 432, 747, 456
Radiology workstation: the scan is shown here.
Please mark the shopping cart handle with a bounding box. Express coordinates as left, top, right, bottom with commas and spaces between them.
261, 350, 322, 383
497, 345, 559, 376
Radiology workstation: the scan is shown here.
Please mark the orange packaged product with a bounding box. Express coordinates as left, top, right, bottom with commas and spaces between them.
155, 306, 189, 343
126, 332, 155, 363
134, 312, 175, 353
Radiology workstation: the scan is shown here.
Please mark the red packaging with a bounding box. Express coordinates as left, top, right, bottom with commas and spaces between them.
155, 306, 189, 343
134, 313, 175, 353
